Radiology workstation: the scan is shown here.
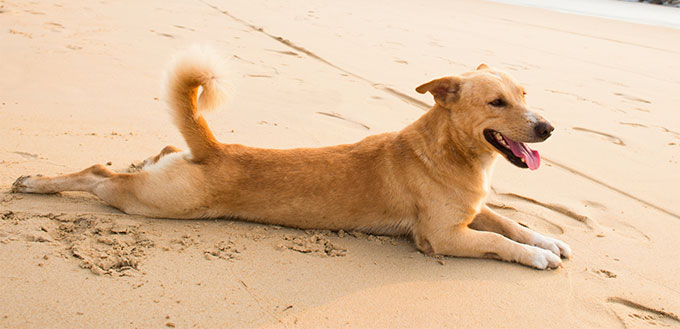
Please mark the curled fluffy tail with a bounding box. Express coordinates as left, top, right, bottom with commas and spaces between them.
163, 46, 227, 161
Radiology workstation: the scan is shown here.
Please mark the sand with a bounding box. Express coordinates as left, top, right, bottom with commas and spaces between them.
1, 0, 680, 327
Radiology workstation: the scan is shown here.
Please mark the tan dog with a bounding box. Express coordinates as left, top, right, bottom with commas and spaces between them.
11, 48, 570, 269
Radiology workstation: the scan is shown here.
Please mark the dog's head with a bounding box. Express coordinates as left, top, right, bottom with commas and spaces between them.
416, 64, 553, 170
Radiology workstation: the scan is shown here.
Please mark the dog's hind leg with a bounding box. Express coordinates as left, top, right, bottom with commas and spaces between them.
469, 206, 571, 259
10, 161, 203, 218
11, 164, 117, 195
10, 164, 150, 212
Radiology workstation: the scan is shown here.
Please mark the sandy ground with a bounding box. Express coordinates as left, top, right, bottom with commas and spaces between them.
1, 0, 680, 328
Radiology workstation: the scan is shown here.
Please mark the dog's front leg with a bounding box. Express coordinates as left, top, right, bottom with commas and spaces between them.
470, 205, 571, 259
415, 215, 562, 269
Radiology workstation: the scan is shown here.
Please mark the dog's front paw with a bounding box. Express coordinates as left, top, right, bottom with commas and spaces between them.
10, 175, 32, 193
532, 233, 571, 259
526, 246, 562, 270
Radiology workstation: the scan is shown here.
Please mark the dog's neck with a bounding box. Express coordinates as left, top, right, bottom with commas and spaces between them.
401, 104, 498, 186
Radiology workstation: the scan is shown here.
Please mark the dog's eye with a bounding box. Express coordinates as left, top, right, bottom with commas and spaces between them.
489, 98, 506, 107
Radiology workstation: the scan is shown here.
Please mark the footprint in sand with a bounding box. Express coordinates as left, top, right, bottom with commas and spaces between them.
572, 127, 625, 146
607, 297, 680, 327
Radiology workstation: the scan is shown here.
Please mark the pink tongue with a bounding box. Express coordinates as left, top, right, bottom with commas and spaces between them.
505, 137, 541, 170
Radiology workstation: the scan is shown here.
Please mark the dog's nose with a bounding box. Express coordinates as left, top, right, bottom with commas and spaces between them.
534, 122, 554, 140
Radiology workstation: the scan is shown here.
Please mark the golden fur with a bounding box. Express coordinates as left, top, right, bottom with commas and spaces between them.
11, 48, 571, 269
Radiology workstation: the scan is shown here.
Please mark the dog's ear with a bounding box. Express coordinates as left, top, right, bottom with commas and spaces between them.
415, 76, 462, 108
477, 63, 489, 70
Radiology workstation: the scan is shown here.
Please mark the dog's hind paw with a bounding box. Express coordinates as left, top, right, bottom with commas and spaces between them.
10, 175, 32, 193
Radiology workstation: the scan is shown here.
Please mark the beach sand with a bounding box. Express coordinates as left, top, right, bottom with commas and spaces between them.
1, 0, 679, 327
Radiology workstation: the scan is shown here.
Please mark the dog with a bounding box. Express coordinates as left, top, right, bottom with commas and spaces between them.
11, 47, 570, 269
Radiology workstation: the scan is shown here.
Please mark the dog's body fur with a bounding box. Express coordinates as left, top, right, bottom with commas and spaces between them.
11, 48, 570, 269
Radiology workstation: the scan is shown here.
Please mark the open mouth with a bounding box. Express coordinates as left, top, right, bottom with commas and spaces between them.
483, 129, 540, 170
